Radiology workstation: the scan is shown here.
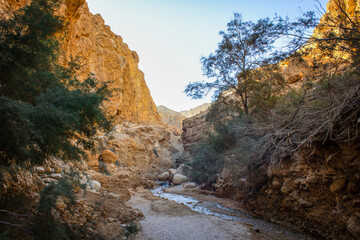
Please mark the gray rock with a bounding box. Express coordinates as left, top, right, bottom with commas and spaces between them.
90, 180, 101, 191
298, 199, 313, 208
49, 173, 62, 179
176, 164, 191, 176
35, 167, 46, 174
42, 178, 57, 183
183, 182, 197, 189
347, 216, 360, 237
158, 172, 170, 181
173, 174, 189, 185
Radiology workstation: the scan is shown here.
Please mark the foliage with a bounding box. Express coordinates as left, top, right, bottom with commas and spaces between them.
185, 13, 286, 115
190, 121, 238, 186
32, 175, 78, 240
0, 0, 111, 166
124, 221, 140, 239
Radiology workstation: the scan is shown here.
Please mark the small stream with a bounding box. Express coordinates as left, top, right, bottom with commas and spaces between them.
151, 183, 316, 240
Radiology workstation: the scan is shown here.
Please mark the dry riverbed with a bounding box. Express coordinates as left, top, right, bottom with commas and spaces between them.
129, 185, 316, 240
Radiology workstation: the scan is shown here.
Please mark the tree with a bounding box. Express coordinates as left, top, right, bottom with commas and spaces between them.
185, 13, 285, 115
0, 0, 111, 166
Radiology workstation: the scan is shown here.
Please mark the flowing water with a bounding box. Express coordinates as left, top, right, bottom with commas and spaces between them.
151, 183, 316, 240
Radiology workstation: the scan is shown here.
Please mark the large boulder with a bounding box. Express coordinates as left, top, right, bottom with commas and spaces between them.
157, 172, 169, 181
172, 174, 189, 185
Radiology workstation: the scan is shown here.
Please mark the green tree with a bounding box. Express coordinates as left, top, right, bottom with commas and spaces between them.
185, 13, 285, 115
0, 0, 110, 166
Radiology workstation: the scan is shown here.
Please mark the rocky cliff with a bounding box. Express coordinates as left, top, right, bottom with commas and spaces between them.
180, 103, 211, 118
157, 105, 186, 130
181, 110, 210, 152
0, 0, 160, 123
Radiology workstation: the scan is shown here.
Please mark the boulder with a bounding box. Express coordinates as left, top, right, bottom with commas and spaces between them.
100, 149, 117, 164
157, 172, 169, 181
90, 180, 101, 191
172, 174, 189, 185
183, 182, 197, 189
330, 178, 346, 193
168, 168, 177, 179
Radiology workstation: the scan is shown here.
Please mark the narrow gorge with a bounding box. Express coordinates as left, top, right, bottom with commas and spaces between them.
0, 0, 359, 240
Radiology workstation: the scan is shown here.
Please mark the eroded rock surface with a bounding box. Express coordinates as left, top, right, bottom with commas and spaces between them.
0, 0, 160, 123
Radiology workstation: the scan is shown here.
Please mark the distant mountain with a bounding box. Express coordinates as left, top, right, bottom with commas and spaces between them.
157, 103, 211, 130
180, 103, 211, 118
157, 105, 186, 130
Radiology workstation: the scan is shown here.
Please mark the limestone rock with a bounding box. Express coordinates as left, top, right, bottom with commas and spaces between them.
347, 216, 360, 238
0, 0, 160, 124
35, 167, 46, 174
180, 103, 211, 118
172, 174, 189, 185
101, 150, 117, 164
49, 173, 62, 180
280, 185, 290, 194
157, 105, 186, 130
330, 178, 346, 193
168, 169, 177, 179
181, 110, 211, 151
183, 182, 197, 189
90, 180, 101, 191
298, 199, 313, 208
157, 172, 169, 181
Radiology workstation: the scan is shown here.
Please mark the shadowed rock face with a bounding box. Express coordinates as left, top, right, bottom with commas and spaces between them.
0, 0, 160, 123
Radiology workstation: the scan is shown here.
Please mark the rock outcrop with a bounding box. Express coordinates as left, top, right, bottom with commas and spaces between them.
180, 103, 211, 118
181, 110, 210, 152
86, 122, 184, 173
157, 105, 186, 130
0, 0, 160, 123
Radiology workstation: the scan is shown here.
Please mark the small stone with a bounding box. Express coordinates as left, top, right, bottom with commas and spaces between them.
44, 166, 52, 173
100, 149, 117, 164
347, 216, 360, 237
90, 180, 101, 191
330, 178, 346, 193
280, 185, 289, 194
42, 178, 57, 183
272, 177, 282, 188
49, 173, 62, 179
158, 172, 170, 181
172, 174, 189, 185
183, 182, 197, 189
35, 167, 46, 173
298, 199, 313, 208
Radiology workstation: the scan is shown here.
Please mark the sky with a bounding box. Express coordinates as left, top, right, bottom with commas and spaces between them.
87, 0, 329, 112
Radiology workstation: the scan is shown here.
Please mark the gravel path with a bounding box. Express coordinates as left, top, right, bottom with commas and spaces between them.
128, 191, 253, 240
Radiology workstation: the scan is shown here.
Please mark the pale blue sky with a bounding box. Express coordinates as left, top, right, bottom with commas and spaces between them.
87, 0, 328, 112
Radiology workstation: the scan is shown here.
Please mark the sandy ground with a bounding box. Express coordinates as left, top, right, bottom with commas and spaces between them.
128, 190, 253, 240
128, 186, 315, 240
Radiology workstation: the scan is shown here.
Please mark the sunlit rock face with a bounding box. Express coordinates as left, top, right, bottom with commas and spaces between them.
0, 0, 160, 123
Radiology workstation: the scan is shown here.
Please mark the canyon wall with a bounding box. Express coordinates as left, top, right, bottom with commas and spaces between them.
0, 0, 160, 123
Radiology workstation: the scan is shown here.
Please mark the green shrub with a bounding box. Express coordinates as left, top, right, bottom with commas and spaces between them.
190, 143, 223, 187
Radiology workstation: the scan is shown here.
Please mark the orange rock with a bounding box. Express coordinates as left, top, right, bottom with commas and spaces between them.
101, 150, 117, 164
330, 178, 346, 193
